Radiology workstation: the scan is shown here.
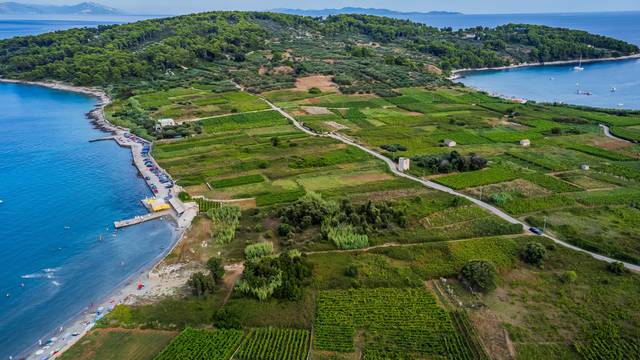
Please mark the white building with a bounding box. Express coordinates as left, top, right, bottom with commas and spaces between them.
520, 139, 531, 147
155, 118, 176, 132
158, 118, 176, 127
398, 157, 410, 172
443, 139, 457, 147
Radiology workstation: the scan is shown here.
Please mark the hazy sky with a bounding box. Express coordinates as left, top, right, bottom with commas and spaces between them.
21, 0, 640, 15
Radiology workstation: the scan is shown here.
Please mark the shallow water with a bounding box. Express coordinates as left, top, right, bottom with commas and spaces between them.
0, 83, 178, 358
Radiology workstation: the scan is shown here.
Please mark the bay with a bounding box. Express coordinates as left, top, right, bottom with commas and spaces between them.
0, 83, 178, 358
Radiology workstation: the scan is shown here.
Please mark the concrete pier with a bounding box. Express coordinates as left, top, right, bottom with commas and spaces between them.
114, 210, 172, 229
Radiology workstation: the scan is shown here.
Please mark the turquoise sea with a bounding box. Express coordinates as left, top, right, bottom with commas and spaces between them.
0, 83, 178, 358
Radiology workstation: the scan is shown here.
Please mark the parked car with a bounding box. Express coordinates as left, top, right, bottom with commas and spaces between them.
529, 227, 543, 235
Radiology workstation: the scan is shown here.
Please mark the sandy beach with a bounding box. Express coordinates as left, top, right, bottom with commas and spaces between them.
0, 78, 198, 359
448, 53, 640, 79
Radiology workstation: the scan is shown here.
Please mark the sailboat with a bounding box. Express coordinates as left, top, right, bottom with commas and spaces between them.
573, 56, 584, 71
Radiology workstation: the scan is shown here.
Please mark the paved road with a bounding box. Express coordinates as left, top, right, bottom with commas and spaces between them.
263, 97, 640, 273
599, 124, 634, 144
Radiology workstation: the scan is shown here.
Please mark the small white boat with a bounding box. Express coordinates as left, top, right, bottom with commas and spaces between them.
610, 87, 616, 92
573, 56, 584, 71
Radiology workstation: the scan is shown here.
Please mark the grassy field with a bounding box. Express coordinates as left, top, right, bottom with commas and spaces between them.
110, 87, 270, 121
59, 329, 177, 360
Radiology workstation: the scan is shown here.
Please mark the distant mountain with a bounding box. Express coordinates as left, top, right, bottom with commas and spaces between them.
273, 7, 461, 17
0, 2, 123, 15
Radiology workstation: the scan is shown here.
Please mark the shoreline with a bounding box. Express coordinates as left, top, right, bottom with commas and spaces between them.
449, 53, 640, 79
0, 78, 197, 359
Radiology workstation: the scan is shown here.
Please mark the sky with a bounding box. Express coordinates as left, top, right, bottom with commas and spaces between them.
17, 0, 640, 15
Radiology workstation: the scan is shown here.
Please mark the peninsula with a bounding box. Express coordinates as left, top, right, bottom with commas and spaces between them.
1, 11, 639, 360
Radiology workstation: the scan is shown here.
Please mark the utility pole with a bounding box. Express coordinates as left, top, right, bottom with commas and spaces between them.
543, 216, 547, 232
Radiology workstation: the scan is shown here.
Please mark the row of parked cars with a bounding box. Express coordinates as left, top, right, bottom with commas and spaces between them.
123, 133, 174, 193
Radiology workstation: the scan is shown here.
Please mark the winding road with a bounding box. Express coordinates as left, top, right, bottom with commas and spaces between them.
263, 98, 640, 273
599, 124, 634, 144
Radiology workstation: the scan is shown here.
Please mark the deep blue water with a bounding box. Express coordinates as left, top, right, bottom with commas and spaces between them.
0, 83, 178, 358
459, 59, 640, 109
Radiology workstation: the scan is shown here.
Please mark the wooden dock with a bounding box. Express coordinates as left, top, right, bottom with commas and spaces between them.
114, 210, 172, 229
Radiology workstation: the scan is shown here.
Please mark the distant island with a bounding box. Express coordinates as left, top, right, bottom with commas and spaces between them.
274, 7, 462, 17
0, 1, 122, 15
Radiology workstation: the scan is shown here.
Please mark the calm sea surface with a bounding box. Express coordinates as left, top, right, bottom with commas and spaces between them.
0, 12, 637, 357
0, 84, 178, 358
412, 11, 640, 109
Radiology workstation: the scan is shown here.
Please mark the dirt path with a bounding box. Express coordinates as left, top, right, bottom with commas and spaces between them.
221, 263, 244, 305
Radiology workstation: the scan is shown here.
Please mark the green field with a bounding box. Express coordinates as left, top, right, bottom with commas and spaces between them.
60, 329, 176, 360
132, 88, 269, 120
314, 288, 487, 359
236, 328, 310, 360
154, 328, 243, 360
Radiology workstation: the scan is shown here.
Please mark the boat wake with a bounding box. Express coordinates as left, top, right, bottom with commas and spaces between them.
22, 267, 61, 279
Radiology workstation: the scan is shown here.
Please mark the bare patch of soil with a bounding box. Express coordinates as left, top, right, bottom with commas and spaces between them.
222, 263, 244, 305
470, 308, 515, 360
295, 75, 338, 92
324, 121, 349, 130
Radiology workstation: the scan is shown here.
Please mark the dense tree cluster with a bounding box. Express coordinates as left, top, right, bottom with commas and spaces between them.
235, 251, 312, 301
412, 151, 487, 174
278, 192, 406, 237
0, 12, 635, 92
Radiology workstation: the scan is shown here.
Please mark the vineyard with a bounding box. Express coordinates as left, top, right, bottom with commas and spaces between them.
153, 328, 243, 360
314, 288, 485, 359
574, 322, 640, 360
236, 328, 310, 360
434, 167, 518, 189
194, 197, 221, 213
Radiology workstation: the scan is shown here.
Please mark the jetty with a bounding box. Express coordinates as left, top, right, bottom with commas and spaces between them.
114, 210, 172, 229
88, 136, 115, 142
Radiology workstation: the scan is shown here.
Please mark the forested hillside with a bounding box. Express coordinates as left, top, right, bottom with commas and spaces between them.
0, 12, 637, 94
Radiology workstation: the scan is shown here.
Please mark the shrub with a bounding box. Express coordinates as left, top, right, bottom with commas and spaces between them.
325, 224, 369, 249
188, 272, 215, 296
244, 242, 274, 260
207, 205, 241, 244
178, 191, 191, 201
345, 265, 359, 277
308, 87, 321, 94
380, 144, 408, 152
490, 192, 512, 206
607, 261, 627, 275
460, 259, 498, 292
560, 270, 577, 283
212, 308, 241, 329
206, 256, 225, 283
277, 223, 292, 237
521, 242, 547, 266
